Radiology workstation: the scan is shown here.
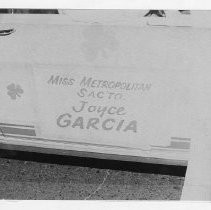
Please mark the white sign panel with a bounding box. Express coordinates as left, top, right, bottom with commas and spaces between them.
33, 62, 193, 152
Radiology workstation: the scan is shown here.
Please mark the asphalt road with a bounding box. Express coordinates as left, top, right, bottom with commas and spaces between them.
0, 150, 185, 200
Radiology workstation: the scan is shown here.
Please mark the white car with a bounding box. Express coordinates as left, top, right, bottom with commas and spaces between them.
0, 10, 210, 168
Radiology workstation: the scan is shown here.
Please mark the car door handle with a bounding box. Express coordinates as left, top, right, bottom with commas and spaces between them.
0, 28, 15, 36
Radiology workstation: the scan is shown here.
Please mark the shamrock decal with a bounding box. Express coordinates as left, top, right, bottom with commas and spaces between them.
81, 24, 119, 61
7, 83, 24, 100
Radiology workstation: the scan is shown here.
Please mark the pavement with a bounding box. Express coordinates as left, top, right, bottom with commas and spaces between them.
0, 150, 185, 200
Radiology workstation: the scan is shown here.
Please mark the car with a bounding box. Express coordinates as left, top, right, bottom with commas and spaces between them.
0, 10, 209, 167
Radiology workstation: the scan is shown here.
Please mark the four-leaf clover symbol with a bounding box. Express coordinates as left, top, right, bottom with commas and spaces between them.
7, 83, 24, 100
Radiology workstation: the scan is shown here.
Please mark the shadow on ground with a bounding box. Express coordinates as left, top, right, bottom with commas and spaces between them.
0, 149, 186, 177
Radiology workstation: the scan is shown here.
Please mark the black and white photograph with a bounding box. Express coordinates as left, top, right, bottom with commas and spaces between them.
0, 1, 211, 203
